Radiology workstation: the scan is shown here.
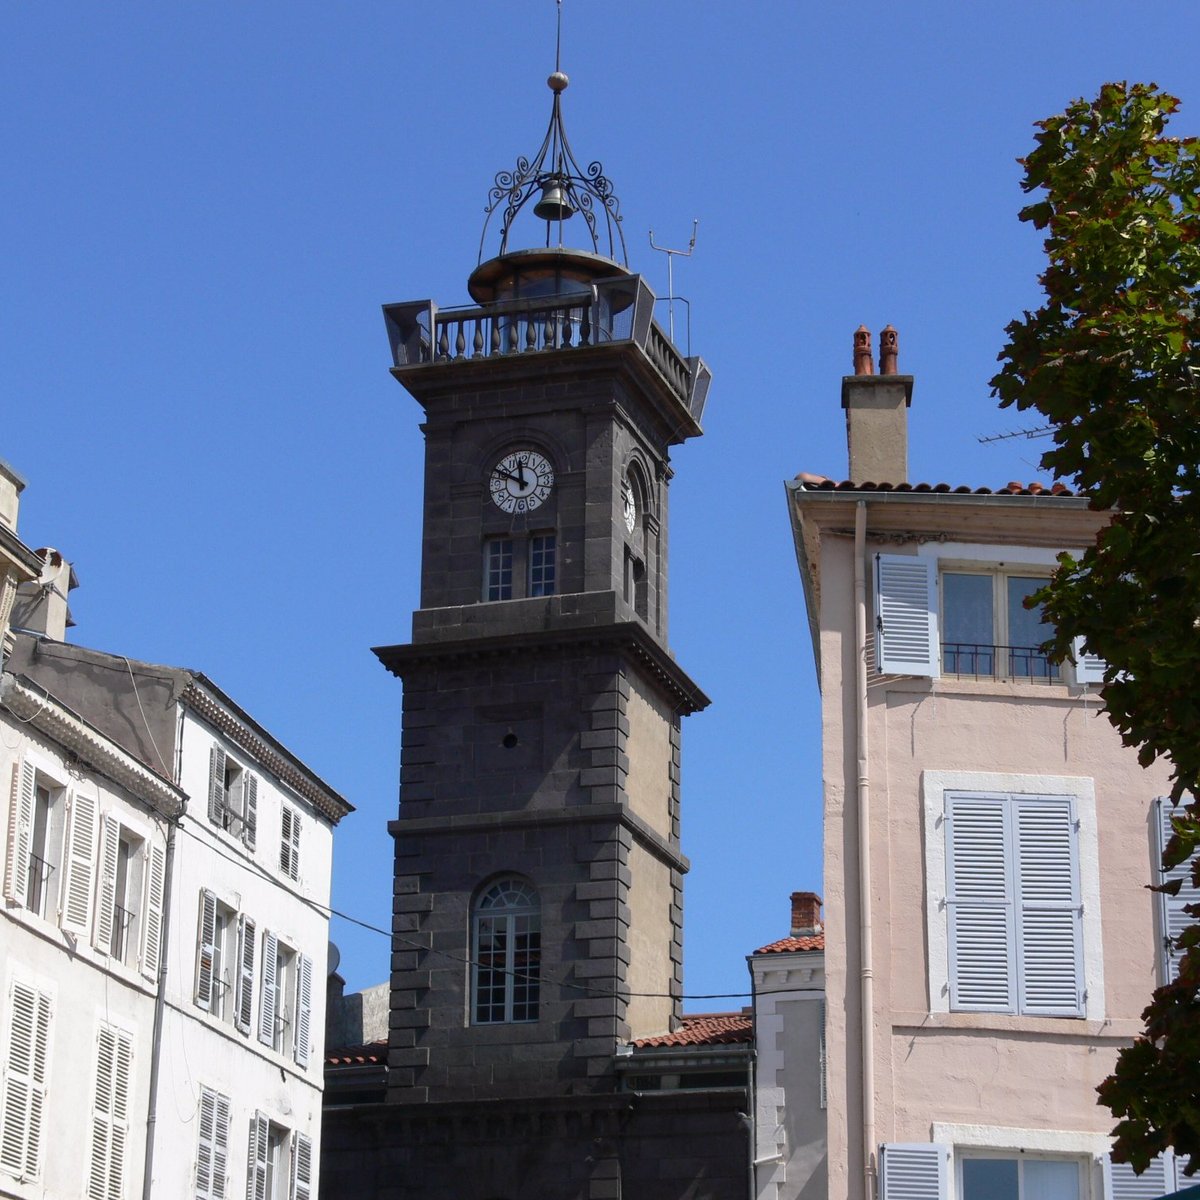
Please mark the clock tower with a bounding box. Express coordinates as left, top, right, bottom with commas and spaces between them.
374, 61, 712, 1108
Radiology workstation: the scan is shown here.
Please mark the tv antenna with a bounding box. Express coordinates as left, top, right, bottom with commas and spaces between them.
649, 219, 698, 344
977, 424, 1054, 445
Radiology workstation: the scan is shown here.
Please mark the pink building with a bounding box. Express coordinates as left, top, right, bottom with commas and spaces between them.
784, 330, 1195, 1200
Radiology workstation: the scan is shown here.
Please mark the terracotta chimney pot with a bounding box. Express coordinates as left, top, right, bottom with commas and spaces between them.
879, 324, 899, 374
853, 325, 874, 376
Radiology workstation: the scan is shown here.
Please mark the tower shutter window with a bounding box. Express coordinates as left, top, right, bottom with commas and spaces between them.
208, 746, 227, 825
1156, 797, 1199, 984
140, 842, 166, 980
875, 555, 939, 677
1103, 1151, 1177, 1200
196, 890, 218, 1009
195, 1086, 231, 1200
880, 1143, 949, 1200
259, 931, 278, 1046
246, 1112, 269, 1200
4, 761, 36, 905
294, 954, 313, 1068
1070, 635, 1107, 684
946, 792, 1084, 1017
242, 775, 258, 851
280, 807, 299, 881
291, 1133, 313, 1200
0, 979, 53, 1180
94, 816, 121, 954
235, 915, 256, 1035
61, 791, 98, 935
87, 1023, 132, 1200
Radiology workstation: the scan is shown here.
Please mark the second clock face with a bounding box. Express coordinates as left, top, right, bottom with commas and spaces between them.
490, 449, 554, 514
622, 478, 637, 533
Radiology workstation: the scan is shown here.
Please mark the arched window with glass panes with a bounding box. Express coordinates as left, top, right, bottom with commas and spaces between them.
471, 876, 541, 1024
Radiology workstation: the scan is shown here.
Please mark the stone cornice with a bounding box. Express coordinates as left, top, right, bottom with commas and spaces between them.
1, 673, 185, 819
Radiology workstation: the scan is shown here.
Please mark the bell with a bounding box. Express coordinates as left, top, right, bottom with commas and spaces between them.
533, 177, 575, 223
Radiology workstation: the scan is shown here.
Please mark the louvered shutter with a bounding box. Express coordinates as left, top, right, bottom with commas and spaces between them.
196, 891, 218, 1008
0, 979, 52, 1179
212, 1091, 231, 1199
818, 1000, 827, 1110
140, 842, 166, 980
946, 794, 1014, 1011
1070, 635, 1107, 685
291, 1133, 313, 1200
259, 931, 278, 1046
94, 816, 121, 954
88, 1024, 132, 1200
880, 1143, 949, 1200
1103, 1151, 1177, 1200
242, 775, 258, 851
294, 954, 312, 1068
1156, 798, 1199, 984
208, 746, 226, 825
61, 791, 98, 935
4, 761, 36, 904
235, 916, 256, 1035
280, 807, 299, 880
196, 1087, 232, 1200
875, 555, 939, 677
1015, 797, 1084, 1016
246, 1112, 269, 1200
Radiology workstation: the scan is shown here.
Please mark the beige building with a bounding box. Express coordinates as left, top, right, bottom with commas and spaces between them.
785, 332, 1194, 1200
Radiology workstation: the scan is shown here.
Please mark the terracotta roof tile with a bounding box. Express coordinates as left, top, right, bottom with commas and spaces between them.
631, 1012, 752, 1048
325, 1041, 387, 1067
794, 474, 1077, 498
754, 932, 825, 955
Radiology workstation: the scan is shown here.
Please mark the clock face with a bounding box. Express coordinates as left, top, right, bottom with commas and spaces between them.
489, 449, 554, 514
622, 478, 637, 534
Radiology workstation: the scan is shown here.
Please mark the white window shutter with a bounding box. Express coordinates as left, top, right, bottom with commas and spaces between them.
235, 916, 256, 1035
880, 1143, 949, 1200
1103, 1151, 1177, 1200
259, 931, 278, 1046
94, 816, 121, 954
196, 1087, 232, 1200
196, 890, 218, 1009
4, 761, 36, 904
88, 1024, 132, 1200
212, 1091, 231, 1200
140, 842, 166, 981
0, 979, 53, 1179
208, 746, 226, 825
1070, 635, 1108, 685
875, 555, 939, 677
818, 999, 827, 1110
294, 954, 313, 1068
243, 775, 258, 851
946, 794, 1014, 1011
61, 791, 98, 935
1014, 797, 1084, 1016
291, 1133, 313, 1200
1156, 798, 1199, 985
246, 1112, 269, 1200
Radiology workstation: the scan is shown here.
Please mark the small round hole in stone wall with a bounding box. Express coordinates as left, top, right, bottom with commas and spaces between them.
502, 732, 519, 749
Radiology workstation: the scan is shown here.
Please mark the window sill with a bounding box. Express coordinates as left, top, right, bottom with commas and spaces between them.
891, 1010, 1140, 1039
882, 675, 1098, 703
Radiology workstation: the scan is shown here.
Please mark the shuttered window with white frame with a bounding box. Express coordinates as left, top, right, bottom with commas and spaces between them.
1103, 1150, 1178, 1200
280, 807, 299, 881
93, 815, 121, 955
1155, 797, 1200, 985
875, 555, 940, 677
87, 1023, 133, 1200
1069, 635, 1107, 685
236, 915, 256, 1035
246, 1112, 270, 1200
294, 954, 313, 1069
196, 890, 219, 1010
880, 1143, 949, 1200
61, 791, 98, 935
946, 792, 1084, 1017
4, 760, 36, 905
195, 1085, 231, 1200
0, 978, 53, 1181
259, 931, 279, 1047
291, 1133, 313, 1200
140, 841, 166, 980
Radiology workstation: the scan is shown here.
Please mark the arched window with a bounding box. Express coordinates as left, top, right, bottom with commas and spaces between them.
472, 877, 541, 1024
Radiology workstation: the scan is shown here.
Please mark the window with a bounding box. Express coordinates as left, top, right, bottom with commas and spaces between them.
941, 570, 1057, 679
472, 877, 541, 1024
0, 979, 53, 1182
961, 1156, 1081, 1200
280, 806, 300, 881
95, 819, 143, 967
484, 539, 513, 601
87, 1023, 133, 1200
207, 745, 258, 850
258, 932, 313, 1066
246, 1115, 311, 1200
4, 762, 66, 920
529, 534, 556, 596
195, 890, 235, 1020
945, 791, 1084, 1017
194, 1086, 231, 1200
1155, 797, 1200, 984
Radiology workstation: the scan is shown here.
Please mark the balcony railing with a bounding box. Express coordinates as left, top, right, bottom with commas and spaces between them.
943, 643, 1060, 682
110, 903, 135, 961
24, 852, 54, 918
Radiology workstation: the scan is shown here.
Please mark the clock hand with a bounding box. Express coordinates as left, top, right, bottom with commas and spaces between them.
514, 461, 528, 490
494, 468, 524, 487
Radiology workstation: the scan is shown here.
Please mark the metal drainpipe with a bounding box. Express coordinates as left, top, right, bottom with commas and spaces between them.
854, 501, 877, 1200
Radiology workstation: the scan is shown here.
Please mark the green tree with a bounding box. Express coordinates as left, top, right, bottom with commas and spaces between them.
990, 81, 1200, 1174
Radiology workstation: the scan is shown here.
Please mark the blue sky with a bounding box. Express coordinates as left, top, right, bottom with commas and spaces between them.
3, 3, 1197, 1004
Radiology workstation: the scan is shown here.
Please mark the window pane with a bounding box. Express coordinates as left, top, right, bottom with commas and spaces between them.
529, 535, 556, 597
963, 1158, 1019, 1200
943, 573, 994, 674
484, 539, 513, 602
1023, 1160, 1079, 1200
1007, 577, 1057, 678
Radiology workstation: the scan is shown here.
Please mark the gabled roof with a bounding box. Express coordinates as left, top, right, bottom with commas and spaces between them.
753, 932, 825, 955
631, 1012, 752, 1049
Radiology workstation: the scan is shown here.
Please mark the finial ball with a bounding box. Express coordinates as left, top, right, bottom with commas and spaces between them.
548, 71, 569, 93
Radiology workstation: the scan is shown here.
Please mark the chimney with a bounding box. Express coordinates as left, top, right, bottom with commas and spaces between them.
842, 324, 913, 483
790, 890, 823, 936
11, 549, 78, 642
0, 460, 25, 532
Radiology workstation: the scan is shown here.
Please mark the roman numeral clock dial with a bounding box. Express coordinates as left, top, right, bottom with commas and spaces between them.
489, 449, 554, 514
